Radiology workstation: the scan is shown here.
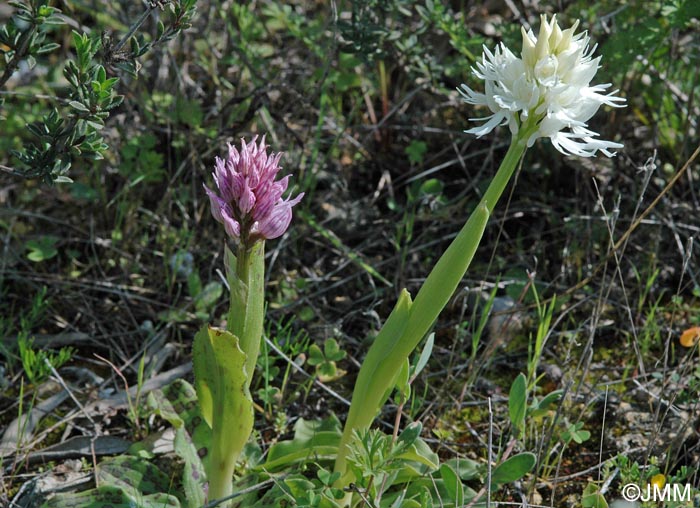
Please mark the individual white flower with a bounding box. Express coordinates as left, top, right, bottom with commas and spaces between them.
459, 14, 626, 157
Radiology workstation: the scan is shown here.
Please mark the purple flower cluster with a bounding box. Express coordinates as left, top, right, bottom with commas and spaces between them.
204, 136, 303, 244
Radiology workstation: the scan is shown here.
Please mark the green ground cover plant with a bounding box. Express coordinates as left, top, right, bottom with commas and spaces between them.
1, 1, 699, 507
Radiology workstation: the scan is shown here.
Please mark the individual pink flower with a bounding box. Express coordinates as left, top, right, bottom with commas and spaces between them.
204, 136, 304, 245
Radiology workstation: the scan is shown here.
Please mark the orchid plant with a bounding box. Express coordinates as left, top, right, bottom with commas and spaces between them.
193, 14, 624, 508
333, 12, 625, 489
193, 136, 303, 505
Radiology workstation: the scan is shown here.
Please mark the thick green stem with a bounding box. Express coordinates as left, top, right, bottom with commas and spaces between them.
208, 437, 237, 506
482, 135, 529, 214
227, 241, 265, 389
333, 129, 534, 488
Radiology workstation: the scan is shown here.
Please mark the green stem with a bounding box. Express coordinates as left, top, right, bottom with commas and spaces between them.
208, 437, 237, 507
207, 377, 253, 507
403, 134, 530, 347
333, 128, 534, 487
236, 244, 252, 293
482, 134, 529, 214
227, 241, 265, 388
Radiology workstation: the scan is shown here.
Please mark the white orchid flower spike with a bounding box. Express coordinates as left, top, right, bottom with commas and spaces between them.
460, 14, 626, 157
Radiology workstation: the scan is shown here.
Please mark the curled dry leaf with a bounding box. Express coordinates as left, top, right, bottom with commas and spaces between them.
680, 326, 700, 348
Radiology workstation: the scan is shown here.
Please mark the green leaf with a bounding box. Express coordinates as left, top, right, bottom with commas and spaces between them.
103, 76, 119, 89
397, 421, 422, 448
192, 326, 254, 502
439, 463, 464, 506
69, 100, 90, 113
26, 236, 59, 262
37, 5, 55, 17
529, 389, 562, 418
582, 483, 609, 508
308, 338, 348, 381
562, 422, 591, 444
26, 123, 46, 138
192, 326, 253, 442
508, 373, 527, 437
572, 429, 590, 444
41, 485, 179, 508
106, 95, 124, 110
226, 241, 265, 392
317, 468, 341, 486
97, 455, 174, 496
393, 357, 410, 404
405, 140, 428, 164
96, 64, 106, 82
491, 452, 536, 486
394, 437, 439, 471
444, 457, 480, 481
36, 42, 60, 54
324, 338, 346, 361
334, 290, 413, 474
71, 31, 85, 52
318, 361, 338, 380
145, 380, 210, 506
260, 416, 342, 471
194, 281, 223, 312
175, 426, 207, 507
307, 343, 324, 366
418, 178, 443, 197
400, 203, 490, 377
42, 456, 181, 507
411, 332, 434, 379
42, 15, 66, 26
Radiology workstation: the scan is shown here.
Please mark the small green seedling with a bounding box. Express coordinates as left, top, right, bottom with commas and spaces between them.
308, 338, 347, 382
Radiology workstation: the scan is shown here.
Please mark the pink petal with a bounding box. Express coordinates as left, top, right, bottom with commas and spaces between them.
252, 175, 291, 221
257, 192, 304, 239
238, 177, 256, 214
257, 205, 293, 240
204, 185, 226, 223
222, 213, 241, 238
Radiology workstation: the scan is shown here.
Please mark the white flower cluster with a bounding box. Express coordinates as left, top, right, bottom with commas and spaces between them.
460, 15, 626, 157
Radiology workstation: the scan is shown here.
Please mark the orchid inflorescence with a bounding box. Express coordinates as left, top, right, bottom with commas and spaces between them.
459, 14, 626, 157
204, 135, 304, 246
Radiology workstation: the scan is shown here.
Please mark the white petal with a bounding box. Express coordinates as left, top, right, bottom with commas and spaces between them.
550, 132, 596, 157
465, 112, 509, 137
550, 129, 623, 158
458, 84, 488, 106
583, 84, 627, 107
